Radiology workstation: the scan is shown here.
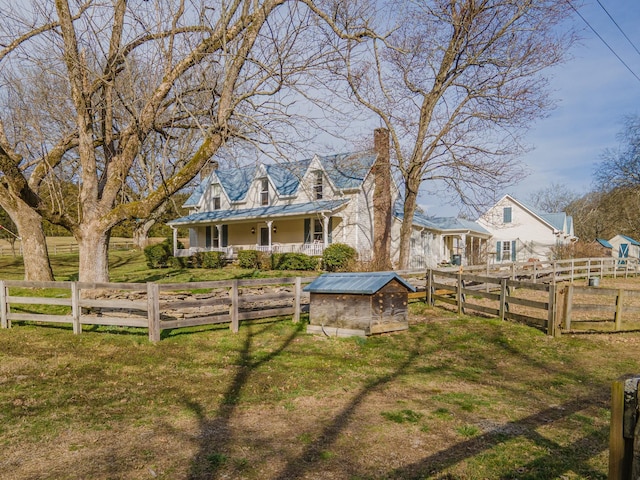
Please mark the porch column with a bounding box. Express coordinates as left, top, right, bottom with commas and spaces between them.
461, 233, 467, 265
266, 220, 273, 251
171, 226, 178, 256
322, 215, 329, 248
216, 225, 223, 249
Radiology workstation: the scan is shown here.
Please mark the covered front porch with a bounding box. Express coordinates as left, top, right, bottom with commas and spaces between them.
168, 200, 347, 259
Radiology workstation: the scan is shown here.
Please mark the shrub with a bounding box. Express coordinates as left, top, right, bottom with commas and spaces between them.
238, 250, 261, 269
143, 238, 173, 268
273, 252, 318, 271
200, 251, 225, 269
322, 243, 357, 271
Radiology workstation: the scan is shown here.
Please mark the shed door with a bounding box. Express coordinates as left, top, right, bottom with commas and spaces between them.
619, 243, 629, 259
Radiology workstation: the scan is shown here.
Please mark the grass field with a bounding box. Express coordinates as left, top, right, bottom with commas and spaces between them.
1, 251, 639, 479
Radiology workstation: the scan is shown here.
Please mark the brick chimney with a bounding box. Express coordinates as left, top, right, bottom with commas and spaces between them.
200, 160, 219, 181
372, 128, 392, 270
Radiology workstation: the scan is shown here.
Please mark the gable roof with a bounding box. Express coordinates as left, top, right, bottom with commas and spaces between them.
303, 272, 416, 295
184, 151, 378, 208
494, 195, 574, 235
617, 234, 640, 246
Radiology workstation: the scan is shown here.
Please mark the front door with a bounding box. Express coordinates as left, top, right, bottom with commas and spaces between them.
260, 227, 269, 246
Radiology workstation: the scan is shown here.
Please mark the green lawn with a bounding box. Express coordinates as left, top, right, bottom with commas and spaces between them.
0, 251, 637, 479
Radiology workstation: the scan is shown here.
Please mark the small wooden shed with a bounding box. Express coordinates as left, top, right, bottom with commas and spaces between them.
304, 272, 416, 337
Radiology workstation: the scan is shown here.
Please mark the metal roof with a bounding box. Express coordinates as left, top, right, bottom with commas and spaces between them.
184, 151, 378, 208
596, 238, 613, 249
169, 199, 348, 226
394, 204, 490, 236
303, 272, 416, 295
618, 234, 640, 246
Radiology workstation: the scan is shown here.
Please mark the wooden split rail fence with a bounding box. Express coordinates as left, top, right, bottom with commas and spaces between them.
427, 269, 559, 335
427, 267, 640, 335
0, 277, 315, 342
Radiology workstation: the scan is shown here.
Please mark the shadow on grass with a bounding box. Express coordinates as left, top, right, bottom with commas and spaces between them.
390, 392, 610, 480
182, 319, 612, 480
185, 320, 305, 479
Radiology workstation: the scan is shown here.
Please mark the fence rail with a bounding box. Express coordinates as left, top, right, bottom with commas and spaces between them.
439, 257, 640, 283
0, 241, 137, 257
0, 276, 315, 341
427, 269, 559, 335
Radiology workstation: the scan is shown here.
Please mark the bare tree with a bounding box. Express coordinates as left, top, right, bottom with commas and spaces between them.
595, 115, 640, 192
528, 183, 580, 213
320, 0, 577, 268
0, 0, 372, 282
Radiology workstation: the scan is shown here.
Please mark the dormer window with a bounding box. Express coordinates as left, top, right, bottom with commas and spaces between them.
211, 183, 221, 210
314, 171, 323, 200
260, 178, 269, 206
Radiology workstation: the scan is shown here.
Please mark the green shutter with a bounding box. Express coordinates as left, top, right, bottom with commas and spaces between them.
328, 217, 333, 243
496, 241, 501, 262
511, 240, 516, 262
503, 207, 512, 223
304, 219, 311, 244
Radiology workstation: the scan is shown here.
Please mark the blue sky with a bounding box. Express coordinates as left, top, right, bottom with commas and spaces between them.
425, 0, 638, 219
513, 0, 640, 203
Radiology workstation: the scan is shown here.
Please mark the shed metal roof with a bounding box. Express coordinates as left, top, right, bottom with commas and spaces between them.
618, 234, 640, 246
303, 272, 416, 295
596, 238, 613, 249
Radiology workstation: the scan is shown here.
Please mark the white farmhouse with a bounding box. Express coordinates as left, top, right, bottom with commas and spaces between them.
477, 194, 576, 263
168, 130, 491, 268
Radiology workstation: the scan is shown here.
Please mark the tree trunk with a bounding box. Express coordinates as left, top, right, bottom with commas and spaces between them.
133, 219, 155, 249
398, 188, 418, 270
7, 201, 54, 281
77, 223, 111, 284
372, 128, 392, 271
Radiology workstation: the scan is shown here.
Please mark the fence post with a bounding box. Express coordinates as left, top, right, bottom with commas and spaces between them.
547, 284, 557, 337
427, 269, 433, 306
499, 278, 507, 321
609, 375, 640, 480
563, 284, 573, 332
147, 283, 160, 342
457, 271, 463, 315
71, 282, 81, 335
293, 277, 301, 323
0, 280, 7, 329
615, 289, 624, 332
230, 279, 239, 333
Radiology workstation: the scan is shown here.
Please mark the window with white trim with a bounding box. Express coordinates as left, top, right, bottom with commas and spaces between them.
314, 171, 323, 200
260, 178, 269, 206
502, 241, 511, 261
313, 219, 323, 241
211, 183, 221, 210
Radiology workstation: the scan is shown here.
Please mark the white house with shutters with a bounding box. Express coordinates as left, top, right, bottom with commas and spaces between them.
476, 194, 576, 263
168, 131, 491, 268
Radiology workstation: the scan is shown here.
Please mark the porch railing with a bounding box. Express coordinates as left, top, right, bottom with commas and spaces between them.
175, 242, 326, 258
